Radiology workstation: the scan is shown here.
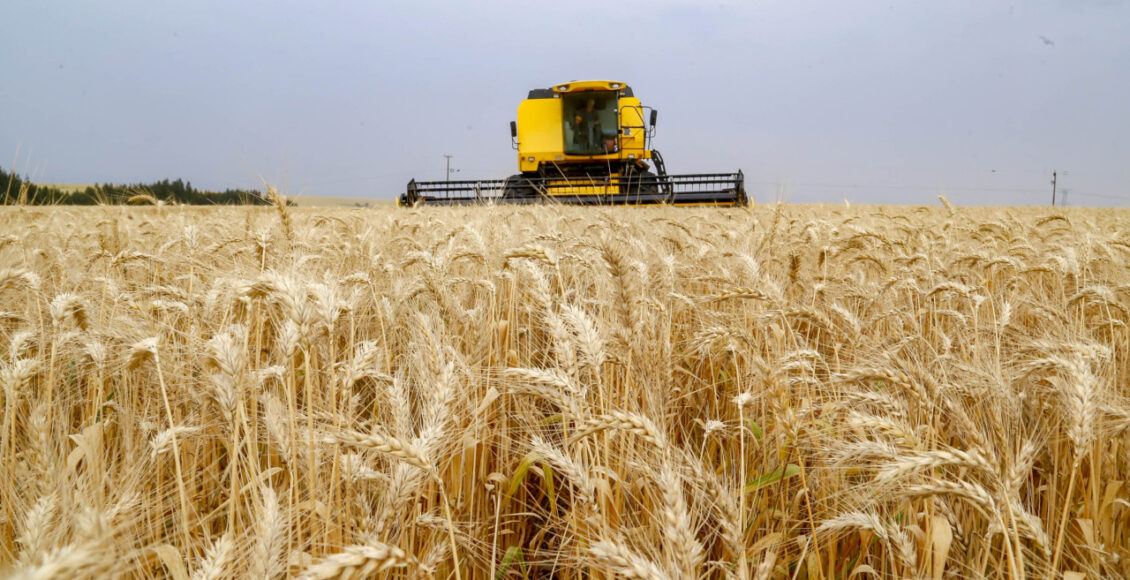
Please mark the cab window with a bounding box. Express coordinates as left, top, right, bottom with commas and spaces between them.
562, 91, 618, 155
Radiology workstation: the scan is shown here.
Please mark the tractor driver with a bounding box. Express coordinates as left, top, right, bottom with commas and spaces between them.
573, 98, 602, 151
572, 98, 618, 153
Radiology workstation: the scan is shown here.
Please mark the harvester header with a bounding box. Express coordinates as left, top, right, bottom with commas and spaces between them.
400, 80, 746, 206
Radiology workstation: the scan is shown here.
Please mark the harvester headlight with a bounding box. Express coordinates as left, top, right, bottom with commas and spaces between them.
628, 154, 635, 159
557, 85, 569, 92
610, 83, 621, 89
527, 156, 535, 162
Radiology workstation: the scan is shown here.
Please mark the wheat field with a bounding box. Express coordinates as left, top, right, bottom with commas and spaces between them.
1, 201, 1128, 579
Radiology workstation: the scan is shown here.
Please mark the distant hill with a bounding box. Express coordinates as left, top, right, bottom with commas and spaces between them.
1, 166, 275, 205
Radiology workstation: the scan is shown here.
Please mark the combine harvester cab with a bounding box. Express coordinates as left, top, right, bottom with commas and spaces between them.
399, 80, 747, 207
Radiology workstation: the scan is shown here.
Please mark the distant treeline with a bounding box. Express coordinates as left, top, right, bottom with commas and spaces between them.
1, 166, 279, 205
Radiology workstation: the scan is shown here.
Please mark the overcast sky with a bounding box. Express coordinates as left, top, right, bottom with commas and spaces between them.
3, 1, 1128, 206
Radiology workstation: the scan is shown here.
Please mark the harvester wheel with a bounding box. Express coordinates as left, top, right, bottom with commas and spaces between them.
621, 167, 660, 200
636, 170, 660, 195
502, 175, 537, 199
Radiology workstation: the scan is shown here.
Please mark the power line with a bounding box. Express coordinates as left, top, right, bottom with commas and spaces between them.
747, 181, 1046, 194
1061, 190, 1130, 202
744, 179, 1130, 204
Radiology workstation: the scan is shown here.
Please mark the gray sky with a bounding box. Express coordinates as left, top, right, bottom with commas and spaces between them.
3, 1, 1128, 206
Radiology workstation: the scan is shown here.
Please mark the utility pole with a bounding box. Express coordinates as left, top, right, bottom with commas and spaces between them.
1051, 171, 1057, 206
445, 154, 452, 184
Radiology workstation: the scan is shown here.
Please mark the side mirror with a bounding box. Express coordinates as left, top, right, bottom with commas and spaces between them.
649, 110, 658, 127
510, 121, 517, 138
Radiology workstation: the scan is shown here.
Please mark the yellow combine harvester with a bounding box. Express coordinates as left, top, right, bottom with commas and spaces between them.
400, 80, 747, 206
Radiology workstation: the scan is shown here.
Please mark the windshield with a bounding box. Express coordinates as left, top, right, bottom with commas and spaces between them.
562, 91, 618, 155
